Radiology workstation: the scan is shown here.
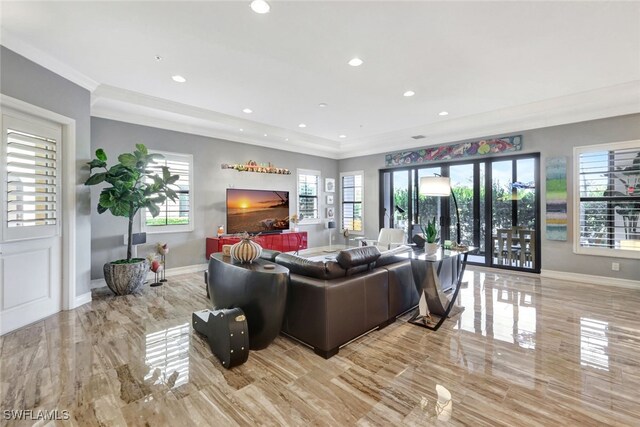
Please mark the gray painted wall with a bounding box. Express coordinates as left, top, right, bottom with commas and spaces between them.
90, 118, 339, 280
0, 46, 92, 295
339, 114, 640, 281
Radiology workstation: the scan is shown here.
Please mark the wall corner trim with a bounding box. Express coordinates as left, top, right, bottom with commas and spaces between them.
73, 292, 93, 308
541, 269, 640, 289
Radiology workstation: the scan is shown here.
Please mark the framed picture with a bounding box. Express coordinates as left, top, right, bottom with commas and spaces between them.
326, 195, 334, 205
325, 178, 335, 193
326, 207, 335, 219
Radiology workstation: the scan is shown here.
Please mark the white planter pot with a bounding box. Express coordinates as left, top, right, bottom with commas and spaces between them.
425, 242, 439, 255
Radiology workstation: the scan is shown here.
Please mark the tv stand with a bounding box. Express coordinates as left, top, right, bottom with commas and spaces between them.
206, 231, 307, 259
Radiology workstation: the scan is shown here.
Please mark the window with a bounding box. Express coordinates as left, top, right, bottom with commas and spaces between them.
142, 150, 193, 233
341, 171, 364, 234
297, 169, 320, 224
574, 140, 640, 258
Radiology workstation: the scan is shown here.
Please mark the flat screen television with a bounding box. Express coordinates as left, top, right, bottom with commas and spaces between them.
226, 189, 290, 234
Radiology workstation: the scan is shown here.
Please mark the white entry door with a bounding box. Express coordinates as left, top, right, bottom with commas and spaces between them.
0, 111, 62, 335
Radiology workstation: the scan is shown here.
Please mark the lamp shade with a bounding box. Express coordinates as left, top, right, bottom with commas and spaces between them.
419, 176, 451, 196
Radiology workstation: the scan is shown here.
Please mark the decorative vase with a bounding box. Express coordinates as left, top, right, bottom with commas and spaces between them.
425, 242, 439, 255
103, 259, 149, 295
230, 237, 262, 264
412, 234, 426, 248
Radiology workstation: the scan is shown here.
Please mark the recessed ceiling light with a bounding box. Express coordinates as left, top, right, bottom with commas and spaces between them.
264, 133, 268, 137
318, 103, 328, 108
403, 90, 415, 97
154, 55, 163, 62
285, 138, 289, 141
250, 0, 270, 14
438, 111, 449, 116
243, 108, 253, 114
348, 57, 363, 67
239, 128, 244, 132
171, 75, 186, 83
298, 123, 306, 128
339, 134, 347, 139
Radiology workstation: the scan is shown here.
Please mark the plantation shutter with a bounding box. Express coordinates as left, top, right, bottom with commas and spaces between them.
341, 172, 364, 232
577, 145, 640, 251
3, 113, 61, 241
297, 172, 319, 220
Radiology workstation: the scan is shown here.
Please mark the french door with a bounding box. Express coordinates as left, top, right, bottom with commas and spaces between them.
380, 153, 540, 272
0, 110, 62, 334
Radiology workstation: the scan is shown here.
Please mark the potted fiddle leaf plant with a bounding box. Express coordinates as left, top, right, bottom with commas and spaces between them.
85, 144, 179, 295
421, 216, 439, 255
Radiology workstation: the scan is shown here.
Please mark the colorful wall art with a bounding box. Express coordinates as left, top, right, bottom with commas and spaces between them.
546, 157, 568, 241
385, 135, 522, 167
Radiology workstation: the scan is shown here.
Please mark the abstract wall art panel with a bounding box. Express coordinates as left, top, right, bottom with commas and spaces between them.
385, 135, 522, 167
546, 156, 568, 241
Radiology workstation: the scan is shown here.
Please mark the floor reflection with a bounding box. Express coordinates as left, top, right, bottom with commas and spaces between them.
580, 317, 610, 371
144, 322, 190, 388
456, 271, 537, 349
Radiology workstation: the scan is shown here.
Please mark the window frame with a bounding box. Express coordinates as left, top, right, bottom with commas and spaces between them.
296, 168, 322, 225
341, 170, 365, 235
141, 150, 194, 234
573, 139, 640, 259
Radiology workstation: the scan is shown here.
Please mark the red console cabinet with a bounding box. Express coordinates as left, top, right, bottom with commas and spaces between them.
206, 232, 308, 259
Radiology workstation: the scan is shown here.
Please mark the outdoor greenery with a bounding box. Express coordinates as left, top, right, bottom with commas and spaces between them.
85, 144, 179, 261
393, 181, 536, 249
145, 217, 189, 226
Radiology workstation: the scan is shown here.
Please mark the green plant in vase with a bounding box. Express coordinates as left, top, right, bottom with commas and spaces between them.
85, 144, 179, 295
420, 216, 440, 255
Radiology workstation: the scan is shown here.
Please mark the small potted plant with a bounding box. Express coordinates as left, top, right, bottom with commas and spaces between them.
421, 216, 439, 255
85, 144, 179, 295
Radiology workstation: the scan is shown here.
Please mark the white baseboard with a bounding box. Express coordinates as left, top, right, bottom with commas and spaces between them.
541, 269, 640, 289
90, 263, 208, 289
74, 291, 92, 308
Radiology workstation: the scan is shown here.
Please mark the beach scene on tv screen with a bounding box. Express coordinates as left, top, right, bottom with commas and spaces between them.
227, 189, 290, 234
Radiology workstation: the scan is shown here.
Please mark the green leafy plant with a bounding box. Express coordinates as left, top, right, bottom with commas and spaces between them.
420, 216, 438, 244
85, 144, 179, 262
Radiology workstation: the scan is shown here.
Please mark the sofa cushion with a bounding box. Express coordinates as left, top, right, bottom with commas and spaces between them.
335, 246, 381, 275
260, 249, 282, 262
274, 253, 346, 280
375, 245, 412, 267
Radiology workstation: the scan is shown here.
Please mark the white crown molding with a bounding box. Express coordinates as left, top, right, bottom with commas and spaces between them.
338, 81, 640, 159
541, 269, 640, 289
92, 85, 342, 159
1, 28, 99, 92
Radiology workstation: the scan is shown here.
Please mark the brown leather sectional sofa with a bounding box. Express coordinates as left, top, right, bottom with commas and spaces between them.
272, 246, 419, 358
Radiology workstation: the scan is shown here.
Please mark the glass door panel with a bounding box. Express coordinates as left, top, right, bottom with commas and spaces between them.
515, 158, 537, 270
416, 167, 442, 230
449, 164, 475, 245
392, 170, 410, 240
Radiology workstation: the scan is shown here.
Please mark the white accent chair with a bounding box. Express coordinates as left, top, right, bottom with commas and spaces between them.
362, 228, 406, 252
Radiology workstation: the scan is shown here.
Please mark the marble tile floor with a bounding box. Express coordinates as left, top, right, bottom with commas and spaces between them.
1, 268, 640, 426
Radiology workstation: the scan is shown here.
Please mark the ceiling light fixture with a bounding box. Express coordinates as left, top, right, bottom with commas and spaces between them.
264, 133, 268, 137
242, 108, 253, 114
154, 55, 163, 62
239, 128, 244, 132
438, 111, 449, 116
339, 135, 347, 139
348, 57, 363, 67
250, 0, 270, 14
318, 103, 328, 108
298, 123, 306, 128
171, 75, 186, 83
285, 138, 289, 141
403, 90, 415, 97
